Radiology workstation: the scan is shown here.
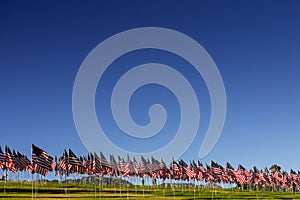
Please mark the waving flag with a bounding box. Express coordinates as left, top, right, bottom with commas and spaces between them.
5, 145, 17, 173
0, 147, 8, 169
32, 144, 53, 176
133, 157, 140, 176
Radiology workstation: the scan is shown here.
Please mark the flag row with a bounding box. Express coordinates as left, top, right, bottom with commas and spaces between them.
0, 144, 300, 190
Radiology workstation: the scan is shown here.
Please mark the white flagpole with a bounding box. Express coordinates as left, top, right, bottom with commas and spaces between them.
31, 144, 34, 200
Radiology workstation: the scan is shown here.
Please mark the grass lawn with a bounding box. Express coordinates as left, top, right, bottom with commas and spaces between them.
1, 181, 300, 199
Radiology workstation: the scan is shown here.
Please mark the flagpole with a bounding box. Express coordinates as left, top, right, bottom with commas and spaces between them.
114, 175, 116, 194
134, 175, 137, 194
31, 144, 33, 200
99, 174, 102, 200
3, 168, 7, 194
31, 173, 34, 200
119, 174, 122, 198
94, 175, 96, 199
126, 176, 129, 200
35, 173, 38, 198
67, 151, 70, 200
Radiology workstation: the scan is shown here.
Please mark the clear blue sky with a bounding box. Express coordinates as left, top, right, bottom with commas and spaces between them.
1, 0, 300, 173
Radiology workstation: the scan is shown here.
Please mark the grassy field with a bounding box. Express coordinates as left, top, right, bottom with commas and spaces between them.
1, 181, 300, 199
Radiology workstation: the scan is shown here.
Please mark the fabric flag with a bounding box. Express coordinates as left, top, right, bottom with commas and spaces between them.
17, 151, 32, 173
125, 154, 133, 176
78, 156, 85, 175
236, 164, 252, 184
93, 152, 101, 174
150, 156, 160, 178
263, 167, 272, 185
191, 160, 199, 174
109, 154, 119, 176
190, 160, 199, 180
58, 150, 68, 175
68, 149, 82, 174
151, 156, 160, 172
158, 158, 168, 180
232, 164, 246, 185
180, 159, 195, 180
172, 159, 181, 180
32, 144, 53, 176
88, 153, 95, 175
5, 145, 17, 173
99, 152, 109, 167
290, 169, 298, 184
0, 147, 8, 169
100, 151, 111, 175
82, 155, 90, 175
140, 155, 149, 178
118, 155, 125, 173
196, 161, 206, 181
13, 150, 23, 171
122, 154, 132, 177
272, 170, 283, 184
118, 155, 131, 177
132, 157, 140, 176
146, 158, 152, 176
226, 162, 236, 183
211, 161, 223, 177
205, 163, 215, 182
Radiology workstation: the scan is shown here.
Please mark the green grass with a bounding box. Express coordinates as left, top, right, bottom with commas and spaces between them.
1, 181, 300, 199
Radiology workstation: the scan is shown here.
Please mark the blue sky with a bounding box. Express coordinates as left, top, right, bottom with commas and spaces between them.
1, 0, 300, 173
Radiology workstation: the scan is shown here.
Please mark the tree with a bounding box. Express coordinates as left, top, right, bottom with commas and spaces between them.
269, 164, 281, 172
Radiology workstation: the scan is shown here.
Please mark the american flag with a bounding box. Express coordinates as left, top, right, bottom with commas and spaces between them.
100, 151, 111, 175
197, 161, 206, 181
123, 162, 131, 177
158, 158, 168, 180
88, 153, 94, 175
205, 164, 215, 182
68, 149, 82, 174
109, 154, 119, 176
124, 154, 133, 177
233, 170, 247, 185
32, 144, 53, 176
140, 155, 148, 178
78, 156, 86, 174
263, 168, 272, 186
151, 156, 160, 172
211, 161, 222, 175
231, 164, 247, 185
180, 160, 196, 180
13, 150, 26, 171
118, 155, 125, 172
150, 156, 160, 178
118, 155, 131, 177
172, 160, 181, 180
17, 151, 32, 173
190, 160, 199, 175
0, 147, 8, 169
225, 162, 235, 183
272, 170, 283, 184
146, 158, 152, 175
245, 169, 254, 184
93, 152, 101, 174
159, 158, 167, 170
100, 152, 109, 167
133, 157, 140, 176
5, 145, 17, 173
290, 169, 298, 185
58, 150, 68, 175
